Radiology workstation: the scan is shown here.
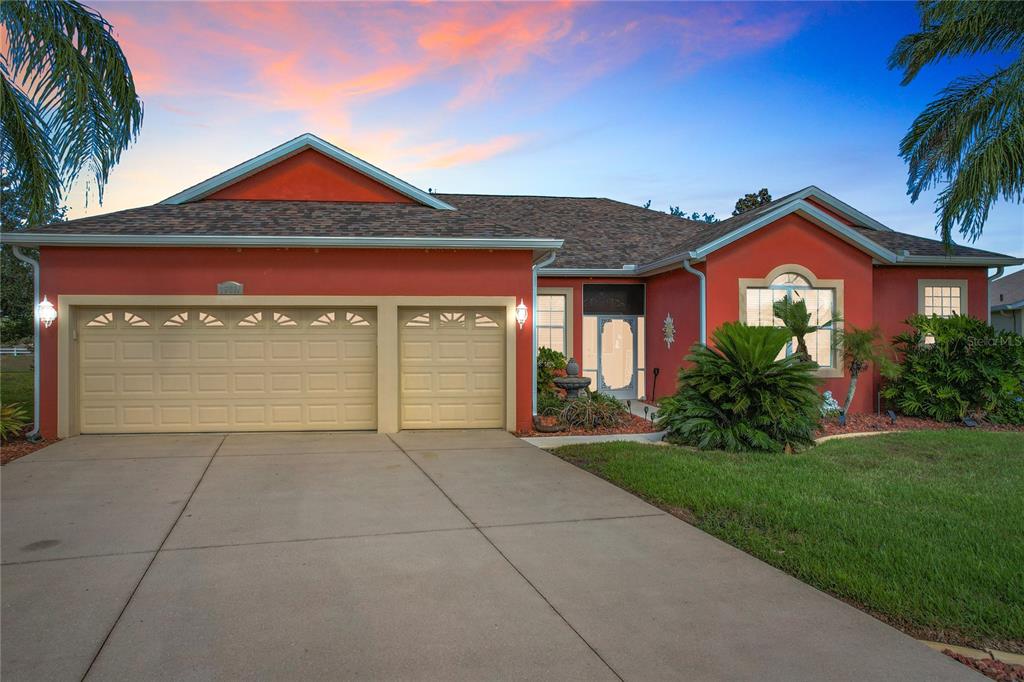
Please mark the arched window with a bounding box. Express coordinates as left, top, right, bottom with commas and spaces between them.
745, 269, 837, 368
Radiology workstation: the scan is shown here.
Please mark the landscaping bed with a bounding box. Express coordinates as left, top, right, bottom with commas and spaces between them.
553, 431, 1024, 655
1, 435, 52, 465
516, 413, 657, 438
818, 412, 1024, 438
943, 650, 1024, 682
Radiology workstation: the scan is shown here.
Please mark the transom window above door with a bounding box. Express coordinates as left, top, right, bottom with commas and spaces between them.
742, 268, 840, 371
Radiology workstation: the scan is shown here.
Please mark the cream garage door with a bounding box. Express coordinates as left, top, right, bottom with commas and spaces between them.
399, 308, 506, 428
77, 307, 377, 433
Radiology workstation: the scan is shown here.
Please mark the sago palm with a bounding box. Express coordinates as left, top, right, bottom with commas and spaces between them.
889, 0, 1024, 245
1, 0, 143, 225
656, 323, 821, 453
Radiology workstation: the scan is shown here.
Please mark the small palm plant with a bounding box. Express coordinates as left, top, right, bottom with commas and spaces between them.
834, 325, 890, 415
772, 297, 836, 364
656, 322, 821, 453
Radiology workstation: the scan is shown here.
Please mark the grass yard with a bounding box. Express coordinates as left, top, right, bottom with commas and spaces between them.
1, 363, 33, 406
555, 431, 1024, 653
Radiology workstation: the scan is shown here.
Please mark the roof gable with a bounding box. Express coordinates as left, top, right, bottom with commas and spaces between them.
202, 148, 416, 203
161, 133, 455, 210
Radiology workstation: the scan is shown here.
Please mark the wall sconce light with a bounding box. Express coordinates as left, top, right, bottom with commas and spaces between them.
38, 296, 56, 328
515, 299, 528, 329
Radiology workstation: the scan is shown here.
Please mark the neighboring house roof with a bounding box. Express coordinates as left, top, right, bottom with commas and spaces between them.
990, 270, 1024, 311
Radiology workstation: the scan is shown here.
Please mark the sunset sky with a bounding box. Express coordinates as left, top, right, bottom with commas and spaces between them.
74, 0, 1021, 260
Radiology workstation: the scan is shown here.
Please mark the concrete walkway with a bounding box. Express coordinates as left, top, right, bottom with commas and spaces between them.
1, 431, 975, 680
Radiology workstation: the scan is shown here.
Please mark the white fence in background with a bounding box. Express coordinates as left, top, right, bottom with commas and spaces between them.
0, 347, 32, 356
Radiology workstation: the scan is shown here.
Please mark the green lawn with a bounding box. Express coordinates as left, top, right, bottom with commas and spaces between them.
0, 366, 33, 406
554, 431, 1024, 652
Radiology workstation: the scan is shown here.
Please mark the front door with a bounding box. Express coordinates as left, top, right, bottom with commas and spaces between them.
596, 316, 637, 399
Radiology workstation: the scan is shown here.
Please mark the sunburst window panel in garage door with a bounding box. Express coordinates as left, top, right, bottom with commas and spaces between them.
399, 308, 505, 429
76, 307, 377, 433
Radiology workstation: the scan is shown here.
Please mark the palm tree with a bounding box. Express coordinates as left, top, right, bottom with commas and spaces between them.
1, 0, 143, 226
772, 297, 836, 364
889, 1, 1023, 245
835, 325, 889, 415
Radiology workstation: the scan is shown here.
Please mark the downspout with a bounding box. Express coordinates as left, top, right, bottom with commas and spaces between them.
988, 267, 1005, 325
532, 250, 557, 415
681, 257, 707, 345
11, 246, 42, 441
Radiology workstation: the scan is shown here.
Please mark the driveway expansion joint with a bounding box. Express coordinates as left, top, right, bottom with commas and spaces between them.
1, 548, 157, 567
478, 512, 666, 530
78, 435, 225, 682
161, 525, 475, 553
386, 434, 625, 682
10, 454, 217, 463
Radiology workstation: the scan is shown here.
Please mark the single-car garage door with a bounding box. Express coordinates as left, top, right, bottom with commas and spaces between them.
399, 308, 506, 429
77, 307, 377, 433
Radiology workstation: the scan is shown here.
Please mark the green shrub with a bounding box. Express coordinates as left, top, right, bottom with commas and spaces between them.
537, 345, 566, 392
537, 391, 564, 417
656, 322, 821, 452
0, 403, 29, 441
881, 314, 1024, 424
559, 391, 628, 429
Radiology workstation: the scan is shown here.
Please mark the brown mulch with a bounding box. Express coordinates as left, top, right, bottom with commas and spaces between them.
516, 413, 658, 438
1, 436, 54, 465
943, 651, 1024, 682
817, 412, 1024, 438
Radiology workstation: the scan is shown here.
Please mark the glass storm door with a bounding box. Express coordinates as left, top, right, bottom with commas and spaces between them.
597, 316, 637, 398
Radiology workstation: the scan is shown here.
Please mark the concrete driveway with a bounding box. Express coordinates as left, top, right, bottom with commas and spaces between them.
2, 431, 973, 681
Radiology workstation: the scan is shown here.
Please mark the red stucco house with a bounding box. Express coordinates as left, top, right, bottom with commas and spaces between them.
5, 133, 1020, 440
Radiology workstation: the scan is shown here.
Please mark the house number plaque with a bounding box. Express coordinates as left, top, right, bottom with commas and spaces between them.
217, 281, 244, 295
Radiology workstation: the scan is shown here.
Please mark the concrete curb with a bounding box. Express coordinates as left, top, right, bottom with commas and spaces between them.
522, 431, 668, 449
920, 640, 1024, 666
814, 430, 901, 444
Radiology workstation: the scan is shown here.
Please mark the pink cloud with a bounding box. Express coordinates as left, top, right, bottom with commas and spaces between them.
417, 134, 530, 169
90, 1, 812, 170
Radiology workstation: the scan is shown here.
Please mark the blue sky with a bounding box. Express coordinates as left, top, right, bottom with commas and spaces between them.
76, 1, 1022, 262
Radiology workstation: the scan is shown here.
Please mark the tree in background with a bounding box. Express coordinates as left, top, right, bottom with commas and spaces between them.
1, 0, 143, 226
733, 188, 772, 215
0, 178, 66, 343
889, 0, 1023, 245
669, 206, 719, 222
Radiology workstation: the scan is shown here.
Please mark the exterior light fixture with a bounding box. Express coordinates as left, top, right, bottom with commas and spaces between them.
515, 299, 528, 329
38, 296, 57, 328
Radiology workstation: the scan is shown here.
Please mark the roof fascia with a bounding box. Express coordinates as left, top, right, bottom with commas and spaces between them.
536, 266, 640, 277
160, 133, 456, 210
898, 254, 1024, 266
793, 186, 893, 232
0, 232, 562, 251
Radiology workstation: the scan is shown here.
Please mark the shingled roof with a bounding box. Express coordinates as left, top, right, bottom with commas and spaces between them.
4, 190, 1017, 269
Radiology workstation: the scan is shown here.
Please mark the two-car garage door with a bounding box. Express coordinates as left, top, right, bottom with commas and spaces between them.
76, 306, 506, 433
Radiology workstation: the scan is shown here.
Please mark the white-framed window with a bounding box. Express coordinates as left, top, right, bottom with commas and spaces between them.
919, 280, 967, 317
537, 294, 567, 354
744, 272, 837, 368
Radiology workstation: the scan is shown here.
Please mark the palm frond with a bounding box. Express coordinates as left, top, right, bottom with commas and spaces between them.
889, 1, 1024, 85
0, 0, 143, 223
890, 1, 1024, 245
0, 66, 61, 225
